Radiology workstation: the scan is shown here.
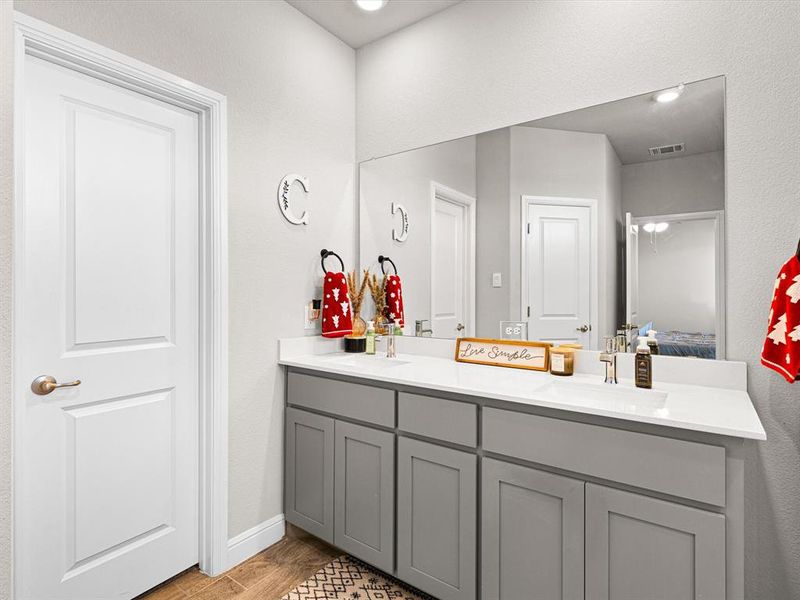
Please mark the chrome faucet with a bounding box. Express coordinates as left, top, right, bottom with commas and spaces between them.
599, 336, 618, 384
415, 319, 433, 337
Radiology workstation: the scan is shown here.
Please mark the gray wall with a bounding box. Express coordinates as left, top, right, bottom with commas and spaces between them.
356, 1, 800, 597
0, 1, 14, 597
622, 151, 725, 217
476, 129, 510, 338
11, 0, 357, 545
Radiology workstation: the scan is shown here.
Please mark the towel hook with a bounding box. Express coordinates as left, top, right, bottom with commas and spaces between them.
320, 249, 345, 273
378, 255, 398, 275
796, 237, 800, 259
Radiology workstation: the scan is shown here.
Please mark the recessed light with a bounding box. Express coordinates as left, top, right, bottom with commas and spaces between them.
355, 0, 387, 11
643, 222, 656, 233
653, 84, 685, 103
655, 222, 669, 233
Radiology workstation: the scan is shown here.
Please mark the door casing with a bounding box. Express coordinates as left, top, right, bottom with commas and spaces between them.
521, 195, 599, 349
12, 12, 230, 593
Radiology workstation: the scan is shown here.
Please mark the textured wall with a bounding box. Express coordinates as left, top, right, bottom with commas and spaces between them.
1, 1, 14, 598
357, 1, 800, 597
13, 0, 356, 541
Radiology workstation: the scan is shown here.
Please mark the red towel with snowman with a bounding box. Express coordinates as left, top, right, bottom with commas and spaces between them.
385, 274, 405, 327
761, 255, 800, 383
321, 271, 353, 338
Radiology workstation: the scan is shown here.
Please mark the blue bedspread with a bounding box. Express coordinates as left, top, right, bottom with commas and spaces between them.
654, 330, 716, 359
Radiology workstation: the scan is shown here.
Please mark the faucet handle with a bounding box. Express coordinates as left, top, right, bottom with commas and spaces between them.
603, 336, 615, 353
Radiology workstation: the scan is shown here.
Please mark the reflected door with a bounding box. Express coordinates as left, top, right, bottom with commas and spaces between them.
526, 203, 592, 345
431, 189, 474, 338
19, 55, 199, 599
625, 212, 640, 331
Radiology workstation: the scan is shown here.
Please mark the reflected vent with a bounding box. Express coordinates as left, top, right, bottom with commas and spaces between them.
648, 143, 685, 157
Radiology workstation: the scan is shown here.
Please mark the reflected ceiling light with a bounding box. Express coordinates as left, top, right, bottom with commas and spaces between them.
355, 0, 387, 11
653, 84, 685, 103
643, 222, 670, 233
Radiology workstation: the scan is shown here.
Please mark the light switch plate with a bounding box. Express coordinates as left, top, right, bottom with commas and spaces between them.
492, 272, 502, 288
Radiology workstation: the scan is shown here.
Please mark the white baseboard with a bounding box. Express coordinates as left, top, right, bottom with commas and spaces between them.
225, 514, 285, 571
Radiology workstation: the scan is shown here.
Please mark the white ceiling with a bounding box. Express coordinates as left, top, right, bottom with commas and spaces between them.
522, 77, 725, 165
286, 0, 462, 48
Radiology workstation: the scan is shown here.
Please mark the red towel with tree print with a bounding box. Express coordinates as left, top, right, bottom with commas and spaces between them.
762, 255, 800, 383
385, 274, 405, 327
321, 271, 353, 338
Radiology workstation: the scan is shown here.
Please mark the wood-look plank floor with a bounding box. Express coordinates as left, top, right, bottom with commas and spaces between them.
136, 535, 341, 600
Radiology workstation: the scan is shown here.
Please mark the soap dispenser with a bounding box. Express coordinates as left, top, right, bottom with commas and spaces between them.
635, 337, 653, 389
365, 321, 376, 355
646, 329, 660, 355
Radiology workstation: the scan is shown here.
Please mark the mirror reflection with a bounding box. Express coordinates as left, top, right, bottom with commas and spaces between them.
359, 77, 725, 359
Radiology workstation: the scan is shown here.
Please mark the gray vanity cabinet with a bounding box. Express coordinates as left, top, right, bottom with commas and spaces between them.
285, 407, 334, 543
585, 483, 726, 600
397, 437, 477, 600
481, 458, 584, 600
333, 421, 394, 573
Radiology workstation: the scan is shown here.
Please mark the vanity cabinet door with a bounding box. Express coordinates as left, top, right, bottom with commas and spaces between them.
482, 458, 584, 600
334, 421, 394, 573
285, 407, 334, 543
585, 484, 725, 600
397, 437, 477, 600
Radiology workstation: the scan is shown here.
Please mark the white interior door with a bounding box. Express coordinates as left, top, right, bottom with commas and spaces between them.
430, 190, 474, 338
19, 55, 200, 600
625, 211, 640, 330
526, 203, 592, 345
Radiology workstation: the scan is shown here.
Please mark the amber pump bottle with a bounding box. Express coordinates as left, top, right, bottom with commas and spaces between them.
635, 338, 652, 389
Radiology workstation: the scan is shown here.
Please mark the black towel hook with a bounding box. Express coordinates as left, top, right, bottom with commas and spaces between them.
320, 249, 345, 273
378, 255, 398, 275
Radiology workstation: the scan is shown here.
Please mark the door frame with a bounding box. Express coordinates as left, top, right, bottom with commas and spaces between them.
521, 195, 599, 349
12, 12, 230, 588
631, 210, 726, 359
429, 181, 476, 337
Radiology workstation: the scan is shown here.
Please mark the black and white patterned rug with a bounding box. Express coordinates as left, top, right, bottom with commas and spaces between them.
281, 555, 435, 600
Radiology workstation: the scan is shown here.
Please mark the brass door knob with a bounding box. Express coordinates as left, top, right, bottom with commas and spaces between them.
31, 375, 81, 396
576, 324, 592, 333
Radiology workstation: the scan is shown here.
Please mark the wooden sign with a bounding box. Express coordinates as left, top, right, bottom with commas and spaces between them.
454, 337, 550, 371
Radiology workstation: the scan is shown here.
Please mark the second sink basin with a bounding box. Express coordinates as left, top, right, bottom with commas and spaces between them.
533, 379, 668, 410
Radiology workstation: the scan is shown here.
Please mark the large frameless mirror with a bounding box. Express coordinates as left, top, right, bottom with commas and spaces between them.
359, 76, 726, 359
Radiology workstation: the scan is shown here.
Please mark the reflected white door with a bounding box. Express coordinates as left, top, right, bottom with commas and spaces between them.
526, 203, 591, 345
431, 187, 475, 338
625, 212, 640, 329
19, 55, 199, 599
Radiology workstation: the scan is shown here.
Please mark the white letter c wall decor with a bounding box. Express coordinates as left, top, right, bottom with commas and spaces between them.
278, 174, 310, 225
391, 201, 409, 242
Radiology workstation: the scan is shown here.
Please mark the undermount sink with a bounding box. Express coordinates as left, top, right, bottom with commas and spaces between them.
319, 354, 411, 368
533, 379, 668, 410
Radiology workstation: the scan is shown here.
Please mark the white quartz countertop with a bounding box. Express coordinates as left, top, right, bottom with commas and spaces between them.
279, 347, 766, 441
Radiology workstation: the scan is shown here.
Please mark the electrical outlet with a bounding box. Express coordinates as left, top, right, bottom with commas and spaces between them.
304, 303, 317, 330
492, 272, 502, 288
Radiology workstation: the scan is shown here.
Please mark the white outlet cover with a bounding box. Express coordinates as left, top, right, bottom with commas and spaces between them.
304, 304, 317, 330
492, 272, 502, 288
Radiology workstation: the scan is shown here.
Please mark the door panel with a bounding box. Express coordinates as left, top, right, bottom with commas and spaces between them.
527, 203, 591, 345
20, 55, 199, 600
432, 197, 466, 338
585, 483, 726, 600
625, 212, 639, 330
482, 458, 584, 600
397, 437, 477, 600
334, 421, 395, 572
285, 408, 335, 543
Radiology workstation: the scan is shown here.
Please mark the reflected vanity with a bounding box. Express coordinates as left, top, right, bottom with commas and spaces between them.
359, 76, 725, 359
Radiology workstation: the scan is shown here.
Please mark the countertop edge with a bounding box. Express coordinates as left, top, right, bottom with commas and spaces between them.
279, 358, 767, 441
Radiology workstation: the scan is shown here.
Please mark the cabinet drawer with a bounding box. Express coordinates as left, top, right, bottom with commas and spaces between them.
398, 392, 477, 447
483, 407, 726, 506
288, 372, 395, 427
